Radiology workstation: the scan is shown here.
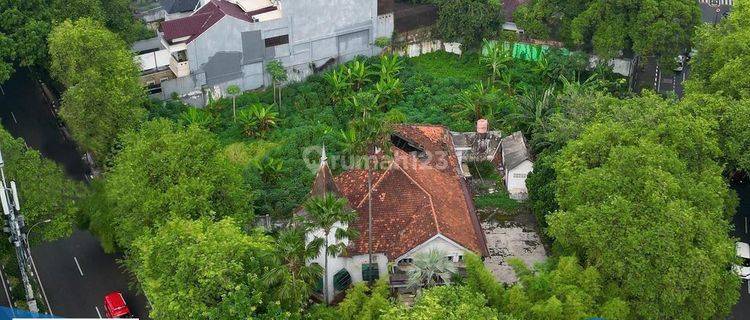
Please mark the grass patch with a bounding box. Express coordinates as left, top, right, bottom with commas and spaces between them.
408, 51, 485, 82
474, 191, 519, 211
467, 161, 500, 181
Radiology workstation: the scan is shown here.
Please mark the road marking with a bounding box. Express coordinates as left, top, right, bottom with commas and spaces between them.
10, 112, 17, 124
73, 257, 84, 276
95, 306, 102, 318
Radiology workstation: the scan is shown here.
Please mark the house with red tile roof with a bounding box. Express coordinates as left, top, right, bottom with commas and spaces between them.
302, 124, 488, 302
144, 0, 395, 106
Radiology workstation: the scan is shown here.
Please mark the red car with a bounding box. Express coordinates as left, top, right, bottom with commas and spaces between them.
104, 291, 132, 318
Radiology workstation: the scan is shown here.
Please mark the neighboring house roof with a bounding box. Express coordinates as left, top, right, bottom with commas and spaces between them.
131, 37, 165, 54
160, 0, 200, 14
161, 0, 277, 43
501, 131, 531, 170
312, 125, 488, 260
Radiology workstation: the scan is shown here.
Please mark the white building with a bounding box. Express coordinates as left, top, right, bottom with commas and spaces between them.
501, 131, 533, 200
299, 125, 489, 302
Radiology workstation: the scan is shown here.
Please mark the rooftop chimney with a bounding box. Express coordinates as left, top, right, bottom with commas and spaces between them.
477, 119, 488, 134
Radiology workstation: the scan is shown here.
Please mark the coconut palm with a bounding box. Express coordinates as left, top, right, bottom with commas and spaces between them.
454, 82, 500, 122
262, 226, 324, 311
303, 193, 359, 303
407, 249, 457, 289
505, 87, 557, 150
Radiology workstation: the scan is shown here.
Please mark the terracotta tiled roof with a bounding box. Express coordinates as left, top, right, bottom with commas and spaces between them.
161, 0, 276, 43
332, 125, 489, 260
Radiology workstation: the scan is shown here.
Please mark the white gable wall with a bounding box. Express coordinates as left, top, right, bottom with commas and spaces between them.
505, 160, 533, 200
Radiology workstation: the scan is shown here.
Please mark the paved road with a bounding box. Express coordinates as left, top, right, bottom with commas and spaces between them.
632, 58, 688, 97
731, 182, 750, 319
0, 70, 150, 318
700, 1, 732, 24
31, 230, 149, 318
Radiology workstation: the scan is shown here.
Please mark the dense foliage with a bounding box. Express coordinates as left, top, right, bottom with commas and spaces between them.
514, 0, 701, 63
49, 19, 146, 159
0, 0, 151, 83
130, 217, 274, 319
90, 119, 252, 250
0, 128, 81, 242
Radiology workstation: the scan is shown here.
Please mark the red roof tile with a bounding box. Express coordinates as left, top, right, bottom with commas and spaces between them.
161, 0, 276, 43
332, 125, 489, 260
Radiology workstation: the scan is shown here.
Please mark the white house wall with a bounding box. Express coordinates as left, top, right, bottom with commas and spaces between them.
505, 160, 533, 200
397, 235, 470, 263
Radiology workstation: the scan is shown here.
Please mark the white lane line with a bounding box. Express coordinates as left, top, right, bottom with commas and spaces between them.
10, 112, 17, 124
73, 257, 84, 276
95, 306, 102, 318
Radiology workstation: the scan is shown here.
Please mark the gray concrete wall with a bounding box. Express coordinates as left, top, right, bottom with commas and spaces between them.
168, 0, 390, 105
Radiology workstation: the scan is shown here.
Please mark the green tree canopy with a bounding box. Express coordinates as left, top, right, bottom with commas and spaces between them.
49, 18, 146, 159
0, 127, 81, 242
99, 119, 253, 248
434, 0, 505, 48
515, 0, 700, 62
548, 123, 737, 318
131, 217, 273, 320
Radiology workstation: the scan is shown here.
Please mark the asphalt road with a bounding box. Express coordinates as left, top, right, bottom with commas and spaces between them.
731, 183, 750, 319
31, 230, 149, 318
0, 70, 150, 318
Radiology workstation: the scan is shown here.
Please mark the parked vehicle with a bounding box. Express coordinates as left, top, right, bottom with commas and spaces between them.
734, 242, 750, 280
104, 291, 132, 318
674, 55, 686, 72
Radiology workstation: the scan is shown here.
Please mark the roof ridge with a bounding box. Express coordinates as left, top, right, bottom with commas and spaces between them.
390, 154, 441, 234
355, 160, 395, 208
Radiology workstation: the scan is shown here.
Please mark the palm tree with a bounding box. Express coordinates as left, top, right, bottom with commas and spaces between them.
266, 60, 287, 106
262, 226, 324, 311
454, 82, 499, 122
505, 87, 557, 149
303, 193, 359, 304
226, 84, 241, 122
237, 103, 279, 137
406, 249, 457, 289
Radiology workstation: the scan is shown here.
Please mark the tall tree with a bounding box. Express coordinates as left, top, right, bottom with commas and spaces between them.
98, 119, 252, 248
131, 217, 274, 320
261, 226, 324, 312
302, 193, 359, 304
547, 123, 737, 319
49, 18, 145, 159
434, 0, 505, 48
0, 127, 81, 242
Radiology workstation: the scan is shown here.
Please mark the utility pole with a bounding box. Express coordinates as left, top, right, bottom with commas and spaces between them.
0, 149, 39, 313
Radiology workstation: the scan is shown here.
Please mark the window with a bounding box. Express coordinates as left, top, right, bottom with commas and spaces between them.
446, 256, 454, 262
333, 269, 352, 291
264, 35, 289, 48
397, 258, 413, 266
362, 263, 379, 282
513, 173, 527, 179
458, 255, 464, 261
